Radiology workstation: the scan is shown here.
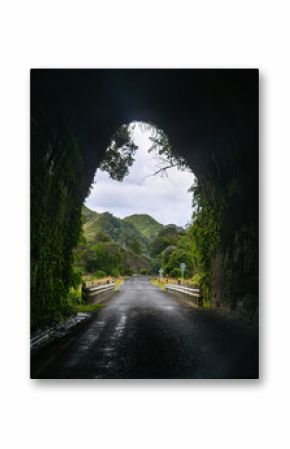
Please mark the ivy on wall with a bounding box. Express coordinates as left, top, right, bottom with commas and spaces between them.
31, 116, 85, 329
187, 179, 238, 303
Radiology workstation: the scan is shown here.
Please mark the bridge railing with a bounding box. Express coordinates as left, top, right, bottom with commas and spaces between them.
165, 283, 203, 306
84, 278, 113, 288
82, 282, 115, 302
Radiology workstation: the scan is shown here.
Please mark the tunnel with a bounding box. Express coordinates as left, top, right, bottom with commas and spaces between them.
30, 69, 258, 328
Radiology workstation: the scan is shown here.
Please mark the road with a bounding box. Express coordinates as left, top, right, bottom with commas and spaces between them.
31, 277, 258, 379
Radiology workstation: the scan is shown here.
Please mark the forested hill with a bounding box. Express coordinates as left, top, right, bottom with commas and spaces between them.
76, 206, 189, 278
82, 206, 149, 254
123, 214, 163, 241
82, 205, 97, 223
81, 206, 185, 254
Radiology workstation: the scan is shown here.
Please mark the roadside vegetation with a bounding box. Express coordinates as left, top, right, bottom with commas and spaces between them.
66, 274, 125, 314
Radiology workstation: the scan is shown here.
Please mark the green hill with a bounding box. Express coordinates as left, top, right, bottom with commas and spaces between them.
82, 207, 149, 254
76, 206, 187, 277
82, 204, 98, 223
75, 206, 152, 276
123, 214, 164, 242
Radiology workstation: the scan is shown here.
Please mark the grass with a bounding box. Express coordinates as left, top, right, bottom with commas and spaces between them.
150, 276, 200, 288
69, 303, 102, 313
150, 278, 166, 289
67, 276, 125, 314
82, 275, 126, 289
150, 276, 209, 307
82, 275, 114, 287
114, 278, 125, 289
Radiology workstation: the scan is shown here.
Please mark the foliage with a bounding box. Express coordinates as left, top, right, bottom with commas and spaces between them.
100, 122, 189, 182
148, 127, 189, 177
83, 242, 123, 274
83, 209, 149, 253
169, 268, 182, 278
189, 181, 224, 271
74, 207, 153, 277
67, 288, 102, 313
71, 303, 102, 313
161, 245, 177, 266
164, 247, 194, 278
93, 270, 107, 279
150, 225, 184, 257
185, 179, 237, 302
71, 268, 83, 289
191, 273, 202, 287
31, 116, 86, 329
100, 125, 138, 181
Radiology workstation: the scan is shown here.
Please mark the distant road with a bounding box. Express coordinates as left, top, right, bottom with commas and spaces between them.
31, 277, 258, 379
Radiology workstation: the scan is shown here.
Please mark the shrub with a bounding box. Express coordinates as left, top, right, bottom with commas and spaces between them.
93, 270, 107, 279
169, 268, 181, 278
191, 273, 202, 287
111, 268, 120, 277
71, 268, 83, 289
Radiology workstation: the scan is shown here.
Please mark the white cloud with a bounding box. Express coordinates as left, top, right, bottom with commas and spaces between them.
85, 124, 195, 227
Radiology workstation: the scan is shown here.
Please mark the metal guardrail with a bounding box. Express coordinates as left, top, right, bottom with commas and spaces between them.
165, 283, 200, 297
165, 283, 203, 306
82, 282, 115, 302
86, 283, 115, 296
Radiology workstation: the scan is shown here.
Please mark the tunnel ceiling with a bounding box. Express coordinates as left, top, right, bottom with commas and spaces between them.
31, 69, 258, 225
31, 70, 257, 165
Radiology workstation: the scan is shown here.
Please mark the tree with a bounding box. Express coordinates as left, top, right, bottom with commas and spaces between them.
150, 225, 184, 256
100, 125, 138, 180
132, 241, 142, 254
164, 248, 194, 279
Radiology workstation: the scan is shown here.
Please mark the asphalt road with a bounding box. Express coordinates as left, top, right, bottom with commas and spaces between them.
31, 277, 258, 379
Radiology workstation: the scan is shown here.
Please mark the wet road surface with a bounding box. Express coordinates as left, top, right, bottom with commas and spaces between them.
31, 277, 258, 379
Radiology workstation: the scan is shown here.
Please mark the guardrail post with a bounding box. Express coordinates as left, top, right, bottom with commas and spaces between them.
198, 288, 203, 307
81, 282, 89, 304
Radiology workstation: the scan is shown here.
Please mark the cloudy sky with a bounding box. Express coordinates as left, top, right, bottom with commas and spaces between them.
85, 123, 195, 227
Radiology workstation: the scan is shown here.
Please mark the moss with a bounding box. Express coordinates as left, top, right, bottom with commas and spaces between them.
31, 115, 86, 328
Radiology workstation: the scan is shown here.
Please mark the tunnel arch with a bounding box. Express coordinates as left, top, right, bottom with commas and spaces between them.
84, 120, 195, 232
31, 70, 258, 208
31, 69, 258, 327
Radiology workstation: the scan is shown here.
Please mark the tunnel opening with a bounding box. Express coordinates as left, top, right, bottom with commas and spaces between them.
73, 121, 198, 289
85, 121, 194, 223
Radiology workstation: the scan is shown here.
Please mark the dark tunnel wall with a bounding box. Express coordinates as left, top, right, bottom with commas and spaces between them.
31, 69, 258, 327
